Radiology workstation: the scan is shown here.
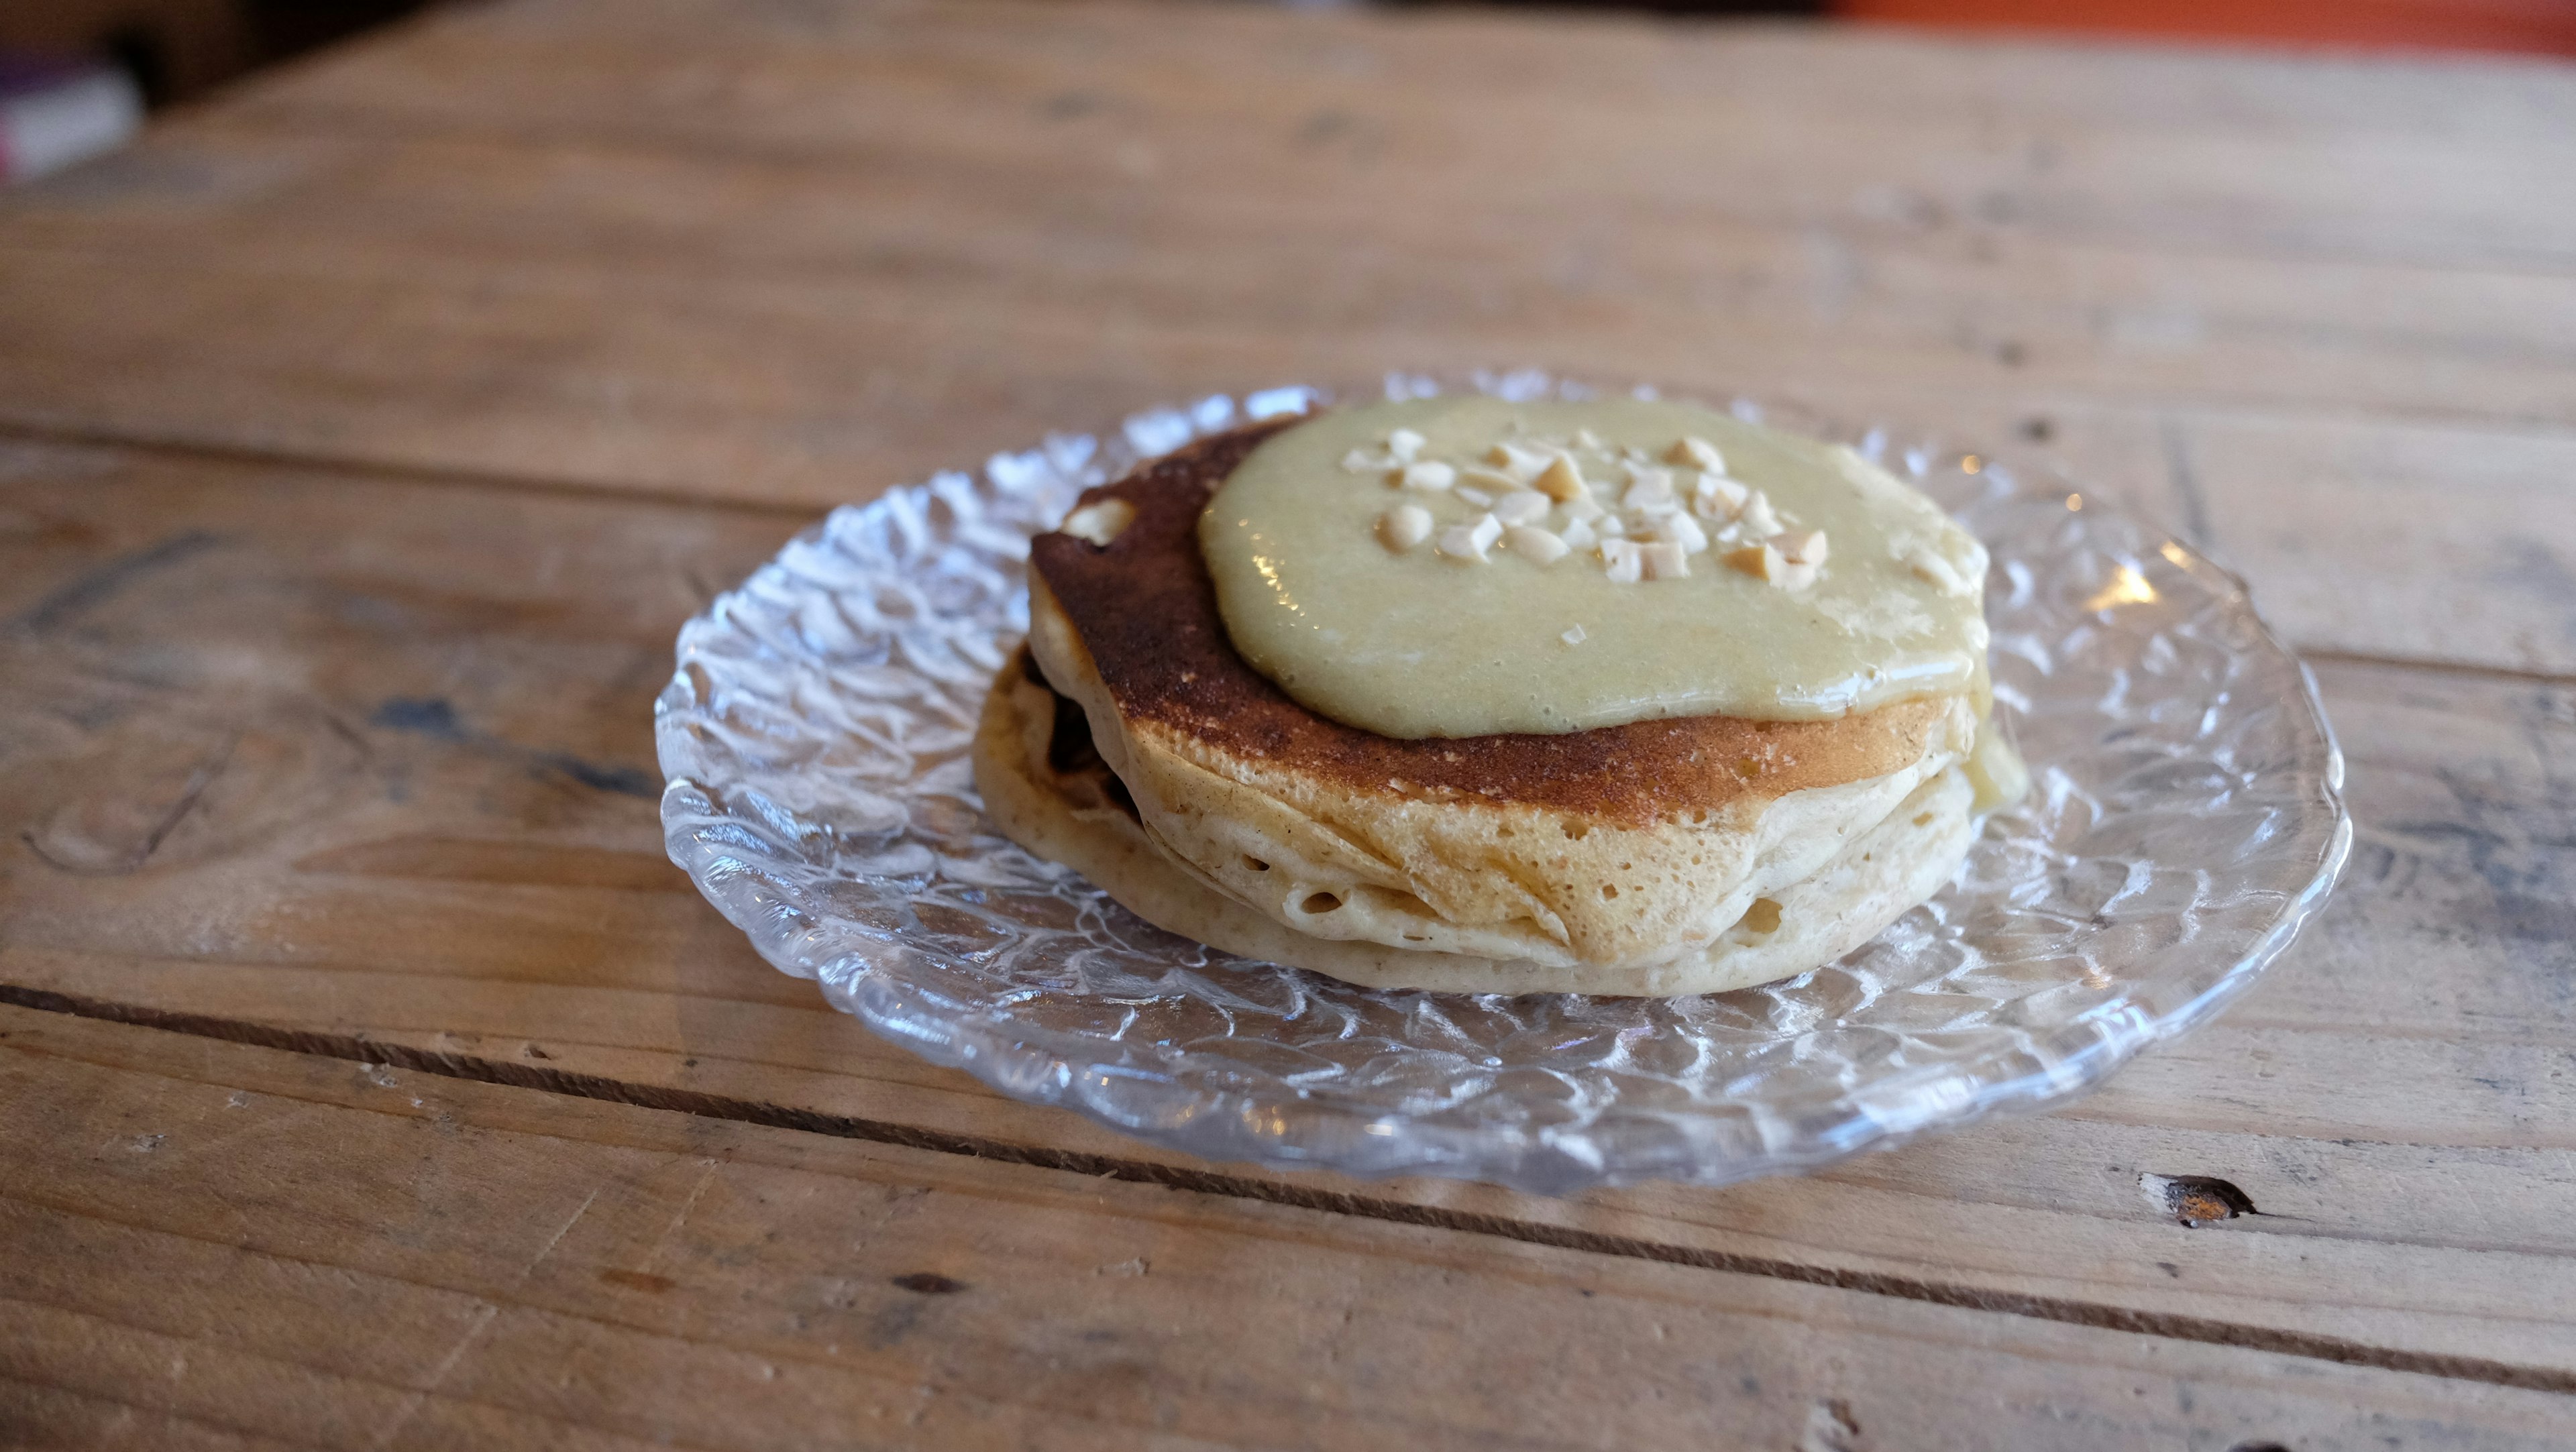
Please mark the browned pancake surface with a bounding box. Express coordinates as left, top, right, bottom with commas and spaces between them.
1030, 421, 1949, 830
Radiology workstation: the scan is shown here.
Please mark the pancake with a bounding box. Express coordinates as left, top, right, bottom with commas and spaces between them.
974, 651, 1976, 996
969, 421, 1986, 995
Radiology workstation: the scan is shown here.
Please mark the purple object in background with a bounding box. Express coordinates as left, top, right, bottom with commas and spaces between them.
0, 52, 142, 184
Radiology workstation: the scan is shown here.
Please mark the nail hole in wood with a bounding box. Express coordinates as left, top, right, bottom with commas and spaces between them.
2139, 1172, 2257, 1227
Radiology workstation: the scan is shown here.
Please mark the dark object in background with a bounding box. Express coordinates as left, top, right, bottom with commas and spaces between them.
0, 0, 431, 110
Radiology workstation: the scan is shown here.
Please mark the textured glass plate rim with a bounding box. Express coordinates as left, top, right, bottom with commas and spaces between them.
657, 374, 2352, 1192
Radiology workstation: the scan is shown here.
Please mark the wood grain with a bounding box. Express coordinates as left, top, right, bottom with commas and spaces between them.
9, 1002, 2576, 1449
3, 0, 2573, 1437
3, 437, 2572, 1388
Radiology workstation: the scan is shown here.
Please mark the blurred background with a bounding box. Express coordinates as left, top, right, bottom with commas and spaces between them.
5, 0, 2573, 185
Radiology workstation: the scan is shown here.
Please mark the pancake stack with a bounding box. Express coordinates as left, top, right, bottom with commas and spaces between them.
973, 418, 1997, 997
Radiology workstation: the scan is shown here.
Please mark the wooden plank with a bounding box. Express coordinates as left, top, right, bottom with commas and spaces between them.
7, 1002, 2575, 1449
221, 0, 2576, 272
4, 438, 2574, 1382
1, 0, 2573, 518
12, 117, 2576, 445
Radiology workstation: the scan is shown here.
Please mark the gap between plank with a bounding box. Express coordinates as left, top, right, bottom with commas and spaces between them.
5, 981, 2572, 1399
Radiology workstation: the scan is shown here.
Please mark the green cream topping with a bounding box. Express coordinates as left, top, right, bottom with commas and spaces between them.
1199, 397, 1994, 740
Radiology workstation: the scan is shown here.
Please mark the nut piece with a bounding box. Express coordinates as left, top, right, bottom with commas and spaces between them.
1639, 540, 1689, 580
1377, 504, 1434, 552
1505, 524, 1570, 564
1459, 465, 1521, 492
1437, 512, 1504, 563
1387, 428, 1427, 463
1667, 436, 1727, 472
1487, 442, 1555, 484
1902, 540, 1976, 596
1340, 447, 1397, 473
1493, 490, 1552, 526
1561, 624, 1587, 646
1561, 493, 1606, 523
1398, 460, 1457, 492
1573, 428, 1603, 451
1726, 542, 1819, 590
1621, 465, 1678, 514
1726, 543, 1784, 581
1778, 528, 1829, 565
1737, 490, 1784, 539
1651, 512, 1710, 554
1600, 538, 1644, 583
1454, 485, 1494, 508
1060, 498, 1137, 547
1558, 517, 1597, 550
1692, 473, 1750, 519
1532, 453, 1589, 502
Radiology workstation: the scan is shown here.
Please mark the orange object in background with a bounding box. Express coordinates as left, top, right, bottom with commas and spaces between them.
1835, 0, 2576, 56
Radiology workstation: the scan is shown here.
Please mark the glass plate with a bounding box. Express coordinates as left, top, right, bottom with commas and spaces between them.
655, 372, 2350, 1194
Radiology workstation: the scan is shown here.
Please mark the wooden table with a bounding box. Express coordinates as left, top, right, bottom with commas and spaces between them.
2, 2, 2571, 1445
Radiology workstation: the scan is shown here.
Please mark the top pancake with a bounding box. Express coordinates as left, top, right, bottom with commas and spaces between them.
1028, 421, 1957, 832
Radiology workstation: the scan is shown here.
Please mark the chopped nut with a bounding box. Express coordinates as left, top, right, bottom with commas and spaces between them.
1738, 490, 1784, 539
1493, 490, 1552, 525
1691, 473, 1750, 519
1061, 498, 1137, 547
1505, 524, 1570, 564
1436, 512, 1505, 563
1600, 538, 1644, 583
1377, 504, 1434, 551
1486, 442, 1555, 484
1901, 541, 1975, 596
1639, 540, 1689, 580
1778, 528, 1829, 565
1622, 466, 1677, 514
1532, 453, 1589, 502
1561, 624, 1587, 646
1573, 429, 1603, 451
1340, 447, 1397, 473
1727, 543, 1785, 581
1398, 460, 1456, 492
1776, 559, 1819, 591
1656, 512, 1710, 554
1454, 485, 1494, 508
1387, 428, 1427, 463
1558, 517, 1597, 550
1667, 436, 1727, 472
1459, 465, 1521, 492
1596, 514, 1626, 536
1561, 494, 1606, 523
